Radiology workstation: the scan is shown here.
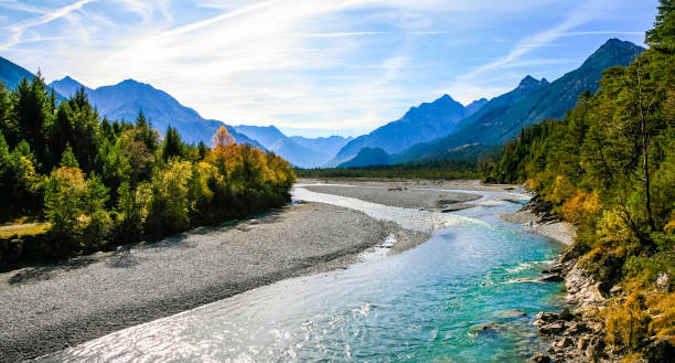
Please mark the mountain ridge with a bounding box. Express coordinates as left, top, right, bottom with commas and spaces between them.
48, 77, 264, 149
1, 56, 66, 101
329, 93, 485, 166
233, 125, 352, 168
396, 38, 645, 163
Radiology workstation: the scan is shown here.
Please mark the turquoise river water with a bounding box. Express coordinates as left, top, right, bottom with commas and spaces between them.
40, 185, 565, 362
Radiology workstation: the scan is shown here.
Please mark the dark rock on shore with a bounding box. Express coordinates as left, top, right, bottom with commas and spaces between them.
538, 274, 564, 282
529, 353, 553, 363
643, 336, 675, 362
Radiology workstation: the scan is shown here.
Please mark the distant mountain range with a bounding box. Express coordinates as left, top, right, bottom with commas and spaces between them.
232, 125, 352, 168
396, 38, 645, 163
50, 76, 352, 167
48, 76, 264, 149
328, 94, 487, 166
1, 38, 645, 170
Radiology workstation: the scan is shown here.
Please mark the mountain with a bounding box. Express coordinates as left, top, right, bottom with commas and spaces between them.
1, 56, 65, 101
464, 98, 488, 117
233, 125, 352, 168
0, 56, 36, 90
289, 135, 353, 160
338, 147, 390, 168
397, 38, 645, 163
233, 125, 286, 147
49, 76, 92, 98
329, 93, 473, 166
49, 77, 263, 148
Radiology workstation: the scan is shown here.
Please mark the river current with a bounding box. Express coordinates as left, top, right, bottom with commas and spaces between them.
39, 185, 564, 362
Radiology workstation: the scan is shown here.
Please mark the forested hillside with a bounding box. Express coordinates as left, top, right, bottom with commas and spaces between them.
0, 77, 294, 267
482, 2, 674, 358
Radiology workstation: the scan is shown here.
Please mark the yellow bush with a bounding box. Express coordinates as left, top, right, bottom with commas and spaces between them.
605, 292, 650, 350
596, 209, 634, 245
550, 175, 576, 205
646, 292, 675, 339
524, 171, 549, 192
621, 352, 645, 363
562, 190, 601, 225
0, 223, 51, 239
665, 217, 675, 234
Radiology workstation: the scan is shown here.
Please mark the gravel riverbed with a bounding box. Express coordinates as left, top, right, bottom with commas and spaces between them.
0, 202, 427, 362
303, 184, 482, 212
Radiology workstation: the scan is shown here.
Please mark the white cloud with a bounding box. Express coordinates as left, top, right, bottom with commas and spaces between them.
0, 0, 647, 136
1, 0, 101, 50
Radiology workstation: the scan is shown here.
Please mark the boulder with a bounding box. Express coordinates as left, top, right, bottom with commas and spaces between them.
529, 354, 552, 363
552, 336, 573, 350
539, 322, 565, 335
535, 311, 559, 322
539, 274, 564, 282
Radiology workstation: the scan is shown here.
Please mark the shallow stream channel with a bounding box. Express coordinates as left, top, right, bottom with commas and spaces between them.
39, 184, 565, 362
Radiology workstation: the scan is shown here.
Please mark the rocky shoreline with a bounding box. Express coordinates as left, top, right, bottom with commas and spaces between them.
531, 249, 609, 362
512, 196, 611, 362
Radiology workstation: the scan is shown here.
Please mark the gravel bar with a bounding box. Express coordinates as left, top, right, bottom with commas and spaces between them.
303, 184, 482, 211
0, 202, 428, 362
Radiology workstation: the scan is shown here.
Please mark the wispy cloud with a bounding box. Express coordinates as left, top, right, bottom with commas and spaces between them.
0, 0, 654, 136
161, 0, 281, 37
0, 0, 47, 15
459, 0, 613, 81
289, 31, 386, 38
561, 31, 644, 36
1, 0, 100, 50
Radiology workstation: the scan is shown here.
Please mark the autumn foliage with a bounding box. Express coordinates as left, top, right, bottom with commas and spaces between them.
0, 84, 295, 265
482, 2, 674, 358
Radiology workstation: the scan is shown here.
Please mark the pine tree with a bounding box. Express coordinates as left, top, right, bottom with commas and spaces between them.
12, 74, 52, 169
0, 81, 17, 148
162, 126, 185, 161
134, 111, 159, 153
0, 131, 10, 209
60, 144, 80, 168
646, 0, 675, 53
198, 141, 208, 160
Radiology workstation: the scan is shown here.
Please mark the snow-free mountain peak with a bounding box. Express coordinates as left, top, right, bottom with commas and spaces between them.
50, 75, 90, 98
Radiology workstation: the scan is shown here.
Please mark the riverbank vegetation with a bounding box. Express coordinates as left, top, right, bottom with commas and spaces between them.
0, 80, 294, 268
482, 2, 674, 359
296, 159, 480, 180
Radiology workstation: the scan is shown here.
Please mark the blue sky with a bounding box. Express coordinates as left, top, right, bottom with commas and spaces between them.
0, 0, 658, 137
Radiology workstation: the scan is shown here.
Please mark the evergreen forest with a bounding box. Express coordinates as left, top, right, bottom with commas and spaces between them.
0, 80, 294, 267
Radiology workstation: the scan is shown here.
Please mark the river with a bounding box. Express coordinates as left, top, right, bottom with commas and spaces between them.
39, 185, 564, 362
